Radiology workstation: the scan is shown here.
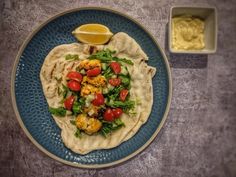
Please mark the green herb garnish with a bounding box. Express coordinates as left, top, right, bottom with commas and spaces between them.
65, 54, 79, 61
88, 49, 133, 65
62, 84, 69, 98
100, 118, 125, 137
70, 120, 76, 125
106, 85, 124, 101
72, 97, 86, 115
106, 100, 135, 110
74, 128, 82, 138
103, 67, 113, 79
72, 102, 82, 114
112, 57, 134, 65
49, 107, 66, 116
119, 75, 130, 87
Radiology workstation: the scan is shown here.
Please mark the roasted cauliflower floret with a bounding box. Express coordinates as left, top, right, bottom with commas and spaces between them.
78, 59, 101, 70
76, 114, 102, 134
75, 114, 88, 130
80, 84, 102, 96
82, 75, 106, 87
86, 118, 102, 134
84, 105, 101, 117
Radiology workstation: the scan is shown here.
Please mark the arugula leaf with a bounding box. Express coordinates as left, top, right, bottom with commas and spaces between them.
114, 118, 125, 127
106, 85, 124, 101
59, 84, 70, 104
89, 56, 111, 62
119, 75, 130, 87
128, 110, 137, 116
97, 107, 106, 119
106, 100, 135, 110
103, 67, 113, 79
62, 84, 69, 98
112, 57, 134, 65
88, 49, 114, 62
74, 128, 82, 138
70, 120, 76, 125
72, 97, 86, 115
78, 97, 86, 105
100, 118, 125, 137
49, 107, 66, 117
65, 54, 79, 61
88, 49, 133, 65
72, 102, 82, 114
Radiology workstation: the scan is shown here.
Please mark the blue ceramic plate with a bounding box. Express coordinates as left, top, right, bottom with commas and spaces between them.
11, 7, 172, 168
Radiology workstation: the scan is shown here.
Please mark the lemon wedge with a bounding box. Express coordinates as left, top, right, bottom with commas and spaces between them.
72, 24, 113, 45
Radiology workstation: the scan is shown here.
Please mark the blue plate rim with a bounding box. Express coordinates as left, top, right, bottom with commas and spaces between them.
11, 6, 172, 168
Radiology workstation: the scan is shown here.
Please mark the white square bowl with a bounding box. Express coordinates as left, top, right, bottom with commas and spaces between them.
169, 6, 218, 54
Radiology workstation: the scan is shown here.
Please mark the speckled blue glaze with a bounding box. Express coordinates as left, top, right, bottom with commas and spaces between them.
14, 8, 170, 166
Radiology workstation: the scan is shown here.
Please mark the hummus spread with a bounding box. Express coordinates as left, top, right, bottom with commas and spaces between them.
172, 15, 205, 50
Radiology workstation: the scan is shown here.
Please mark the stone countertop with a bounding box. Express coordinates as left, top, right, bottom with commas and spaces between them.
0, 0, 236, 177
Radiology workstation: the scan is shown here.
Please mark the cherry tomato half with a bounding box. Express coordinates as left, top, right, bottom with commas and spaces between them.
103, 108, 115, 122
67, 80, 81, 91
112, 108, 123, 118
92, 93, 105, 106
110, 62, 121, 74
64, 95, 75, 110
109, 78, 121, 86
119, 89, 129, 101
86, 67, 101, 77
66, 71, 83, 82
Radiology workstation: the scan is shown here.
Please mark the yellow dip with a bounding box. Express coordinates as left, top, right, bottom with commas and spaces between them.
172, 15, 205, 50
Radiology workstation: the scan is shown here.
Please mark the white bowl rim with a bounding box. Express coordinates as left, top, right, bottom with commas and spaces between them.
168, 5, 218, 54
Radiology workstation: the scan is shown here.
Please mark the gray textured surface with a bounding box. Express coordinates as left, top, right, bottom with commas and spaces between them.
0, 0, 236, 176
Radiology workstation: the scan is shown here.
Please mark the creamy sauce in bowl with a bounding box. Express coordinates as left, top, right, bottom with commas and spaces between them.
171, 15, 205, 50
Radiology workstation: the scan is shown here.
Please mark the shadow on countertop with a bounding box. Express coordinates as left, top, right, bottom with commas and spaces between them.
164, 23, 208, 69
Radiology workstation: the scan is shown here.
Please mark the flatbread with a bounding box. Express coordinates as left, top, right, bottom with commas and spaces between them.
40, 32, 156, 154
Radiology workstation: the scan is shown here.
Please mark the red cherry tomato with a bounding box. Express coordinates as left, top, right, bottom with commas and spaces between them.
119, 89, 129, 101
109, 78, 121, 86
103, 108, 115, 122
67, 71, 83, 82
112, 108, 123, 118
86, 67, 101, 77
92, 93, 105, 106
110, 62, 121, 74
67, 80, 81, 91
64, 96, 75, 110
